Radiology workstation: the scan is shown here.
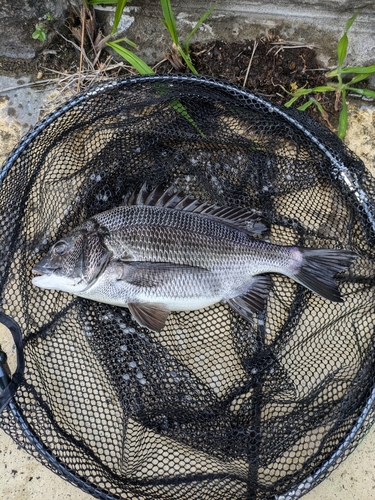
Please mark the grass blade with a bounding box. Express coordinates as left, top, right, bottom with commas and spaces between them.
346, 87, 375, 98
184, 4, 215, 47
177, 46, 198, 74
112, 0, 129, 34
338, 89, 348, 139
348, 73, 373, 85
309, 98, 327, 117
107, 43, 205, 136
107, 41, 154, 74
112, 37, 138, 48
284, 95, 302, 107
152, 82, 206, 137
170, 98, 206, 136
345, 12, 359, 32
337, 12, 359, 68
337, 32, 348, 68
123, 38, 138, 49
296, 100, 313, 111
160, 0, 179, 45
329, 65, 375, 76
311, 85, 336, 92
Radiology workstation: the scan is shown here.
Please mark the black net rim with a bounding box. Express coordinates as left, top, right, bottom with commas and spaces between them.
1, 74, 375, 500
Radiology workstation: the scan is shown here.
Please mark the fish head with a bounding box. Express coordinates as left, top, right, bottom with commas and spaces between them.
32, 219, 112, 294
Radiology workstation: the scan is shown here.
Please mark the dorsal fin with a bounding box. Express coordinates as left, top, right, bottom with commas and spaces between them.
125, 184, 268, 236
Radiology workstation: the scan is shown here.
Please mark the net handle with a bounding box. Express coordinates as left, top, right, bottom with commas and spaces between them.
0, 312, 24, 414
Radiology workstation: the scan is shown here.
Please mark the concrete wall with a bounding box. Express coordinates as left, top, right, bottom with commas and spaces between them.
96, 0, 375, 69
0, 0, 374, 70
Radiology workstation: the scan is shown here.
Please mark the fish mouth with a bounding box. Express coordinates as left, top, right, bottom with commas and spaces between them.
32, 264, 60, 276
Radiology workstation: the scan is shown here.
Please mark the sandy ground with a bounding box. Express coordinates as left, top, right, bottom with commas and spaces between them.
0, 75, 375, 499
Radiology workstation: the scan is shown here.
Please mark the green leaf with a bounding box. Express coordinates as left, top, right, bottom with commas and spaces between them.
184, 4, 215, 47
107, 41, 154, 74
177, 46, 198, 74
170, 98, 206, 136
110, 36, 138, 48
347, 73, 372, 85
311, 85, 336, 92
106, 43, 205, 136
343, 65, 375, 74
32, 28, 47, 42
337, 32, 348, 67
337, 13, 359, 68
346, 87, 375, 98
153, 82, 206, 137
309, 98, 327, 117
296, 100, 314, 111
123, 37, 138, 48
345, 12, 359, 33
337, 89, 348, 140
112, 0, 129, 34
297, 98, 328, 118
284, 95, 301, 107
329, 65, 375, 76
160, 0, 179, 45
289, 88, 314, 97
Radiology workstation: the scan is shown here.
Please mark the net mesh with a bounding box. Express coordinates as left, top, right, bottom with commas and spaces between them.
1, 75, 375, 500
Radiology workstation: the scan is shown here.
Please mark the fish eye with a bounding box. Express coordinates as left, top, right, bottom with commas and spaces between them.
54, 241, 68, 256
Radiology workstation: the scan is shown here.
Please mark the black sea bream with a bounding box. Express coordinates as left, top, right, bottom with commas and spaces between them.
32, 185, 357, 332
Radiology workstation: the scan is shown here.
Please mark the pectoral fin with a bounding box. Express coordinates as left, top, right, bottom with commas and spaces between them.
128, 302, 170, 332
117, 261, 208, 288
227, 275, 273, 323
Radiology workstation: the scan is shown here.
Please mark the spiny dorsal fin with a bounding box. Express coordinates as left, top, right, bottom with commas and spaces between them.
125, 184, 268, 237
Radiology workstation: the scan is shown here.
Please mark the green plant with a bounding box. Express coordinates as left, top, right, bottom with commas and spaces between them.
87, 0, 128, 34
107, 39, 154, 74
284, 13, 375, 139
88, 0, 209, 136
89, 0, 214, 75
160, 0, 215, 74
32, 13, 52, 42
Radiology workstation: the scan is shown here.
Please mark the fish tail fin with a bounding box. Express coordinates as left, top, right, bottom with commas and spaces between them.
292, 248, 358, 302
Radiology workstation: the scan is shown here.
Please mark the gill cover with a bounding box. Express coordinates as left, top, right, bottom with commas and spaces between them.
32, 219, 112, 291
71, 219, 110, 288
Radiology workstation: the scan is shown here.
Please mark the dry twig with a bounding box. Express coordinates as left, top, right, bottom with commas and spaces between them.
77, 5, 86, 92
243, 40, 258, 88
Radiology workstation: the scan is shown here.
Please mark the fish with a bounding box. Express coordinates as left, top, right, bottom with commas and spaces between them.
32, 185, 358, 333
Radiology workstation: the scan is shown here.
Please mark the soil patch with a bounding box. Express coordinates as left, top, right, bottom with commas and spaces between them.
0, 15, 338, 129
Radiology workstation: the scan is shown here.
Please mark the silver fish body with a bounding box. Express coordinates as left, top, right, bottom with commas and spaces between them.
32, 186, 357, 332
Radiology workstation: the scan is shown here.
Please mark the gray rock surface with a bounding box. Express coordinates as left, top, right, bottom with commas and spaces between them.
0, 0, 374, 71
94, 0, 375, 69
0, 0, 70, 59
0, 75, 55, 163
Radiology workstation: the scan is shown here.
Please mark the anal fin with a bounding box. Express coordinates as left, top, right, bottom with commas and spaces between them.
227, 275, 273, 323
128, 302, 170, 332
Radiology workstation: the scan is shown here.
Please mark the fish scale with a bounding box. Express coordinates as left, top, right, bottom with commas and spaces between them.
32, 185, 358, 332
98, 206, 259, 265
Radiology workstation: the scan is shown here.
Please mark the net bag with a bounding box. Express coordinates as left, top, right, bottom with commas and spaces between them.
0, 75, 374, 500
